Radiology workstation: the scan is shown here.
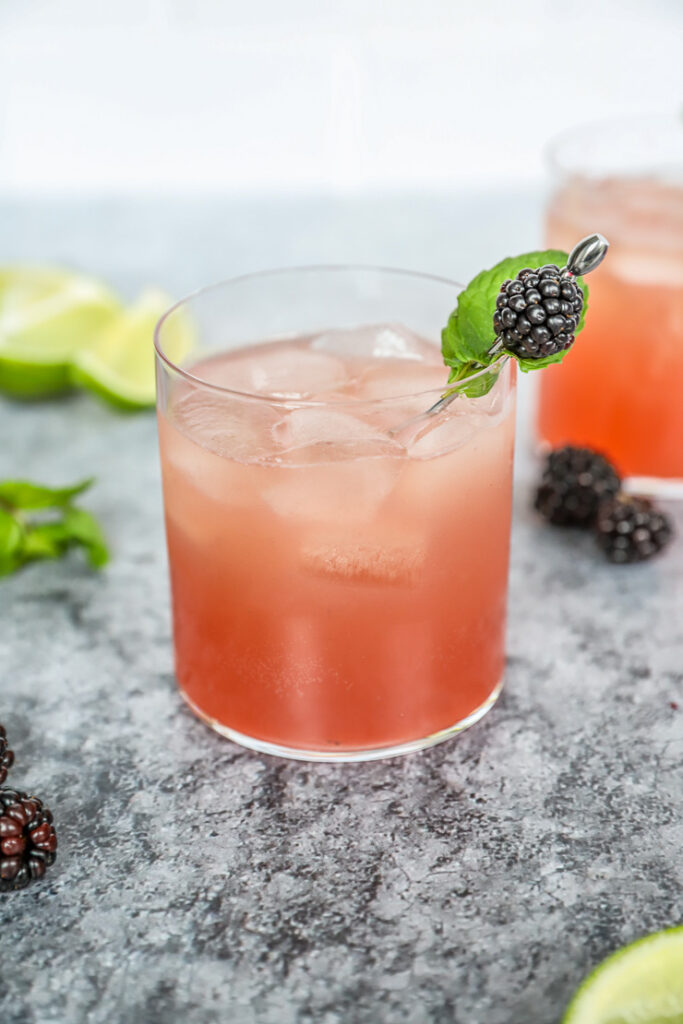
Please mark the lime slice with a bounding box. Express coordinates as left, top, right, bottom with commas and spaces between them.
563, 927, 683, 1024
71, 288, 193, 409
0, 267, 121, 398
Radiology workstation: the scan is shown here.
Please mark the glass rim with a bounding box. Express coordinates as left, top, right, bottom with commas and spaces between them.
154, 264, 508, 407
545, 110, 683, 178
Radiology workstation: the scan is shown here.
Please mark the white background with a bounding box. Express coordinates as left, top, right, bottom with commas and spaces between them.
0, 0, 681, 195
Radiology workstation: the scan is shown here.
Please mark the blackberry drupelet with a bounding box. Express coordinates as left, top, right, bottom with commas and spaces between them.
596, 496, 673, 564
535, 446, 621, 527
493, 264, 584, 359
0, 725, 13, 785
0, 788, 57, 892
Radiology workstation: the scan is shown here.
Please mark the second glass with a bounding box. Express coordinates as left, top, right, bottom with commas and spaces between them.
537, 114, 683, 491
156, 268, 516, 761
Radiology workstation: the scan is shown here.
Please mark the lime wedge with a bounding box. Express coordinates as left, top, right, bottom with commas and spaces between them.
563, 927, 683, 1024
0, 267, 121, 398
71, 288, 193, 409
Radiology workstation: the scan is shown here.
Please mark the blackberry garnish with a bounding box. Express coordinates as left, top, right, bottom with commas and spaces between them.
596, 496, 673, 564
0, 725, 13, 785
493, 264, 584, 360
535, 446, 621, 527
0, 788, 57, 892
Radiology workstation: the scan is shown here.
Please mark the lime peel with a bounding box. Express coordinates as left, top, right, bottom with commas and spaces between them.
563, 927, 683, 1024
0, 267, 121, 397
70, 287, 194, 409
0, 268, 193, 408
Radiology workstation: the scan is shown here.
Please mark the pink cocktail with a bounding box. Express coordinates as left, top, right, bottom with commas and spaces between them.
156, 269, 516, 761
537, 116, 683, 488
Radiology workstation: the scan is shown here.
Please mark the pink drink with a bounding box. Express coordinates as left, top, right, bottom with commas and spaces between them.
156, 270, 516, 761
539, 176, 683, 480
537, 115, 683, 487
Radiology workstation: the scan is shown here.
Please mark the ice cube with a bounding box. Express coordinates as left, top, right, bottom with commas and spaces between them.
402, 382, 512, 459
456, 382, 508, 419
172, 391, 278, 462
356, 362, 447, 401
301, 527, 426, 585
161, 406, 266, 525
262, 451, 404, 525
198, 345, 347, 398
406, 408, 488, 460
311, 323, 440, 362
274, 407, 392, 452
393, 400, 516, 535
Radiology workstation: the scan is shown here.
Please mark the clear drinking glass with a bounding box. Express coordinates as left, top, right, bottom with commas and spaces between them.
537, 113, 683, 494
155, 267, 516, 762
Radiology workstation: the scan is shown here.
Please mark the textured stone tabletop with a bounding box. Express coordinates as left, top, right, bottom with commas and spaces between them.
1, 196, 682, 1024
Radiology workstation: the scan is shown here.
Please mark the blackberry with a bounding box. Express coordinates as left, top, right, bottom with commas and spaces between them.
493, 264, 584, 360
0, 788, 57, 892
0, 725, 13, 785
596, 496, 673, 564
535, 446, 621, 527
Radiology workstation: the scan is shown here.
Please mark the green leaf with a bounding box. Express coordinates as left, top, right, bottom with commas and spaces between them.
515, 352, 575, 373
444, 359, 504, 399
0, 553, 23, 578
61, 507, 110, 568
441, 249, 590, 393
0, 507, 24, 576
21, 522, 70, 562
0, 507, 22, 553
0, 475, 108, 579
0, 478, 94, 511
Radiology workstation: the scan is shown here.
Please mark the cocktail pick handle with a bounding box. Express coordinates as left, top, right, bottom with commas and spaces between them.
565, 233, 609, 277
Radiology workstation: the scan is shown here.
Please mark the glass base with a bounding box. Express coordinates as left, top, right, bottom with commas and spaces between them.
179, 678, 503, 763
622, 476, 683, 501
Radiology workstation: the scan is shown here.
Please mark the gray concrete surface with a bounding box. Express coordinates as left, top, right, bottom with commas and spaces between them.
1, 195, 681, 1024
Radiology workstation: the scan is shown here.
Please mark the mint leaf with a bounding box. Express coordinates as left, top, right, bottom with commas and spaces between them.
441, 249, 589, 391
22, 523, 70, 562
515, 352, 575, 373
21, 514, 109, 569
0, 507, 24, 577
0, 478, 94, 511
442, 360, 504, 400
0, 476, 108, 579
0, 508, 23, 552
61, 507, 109, 568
